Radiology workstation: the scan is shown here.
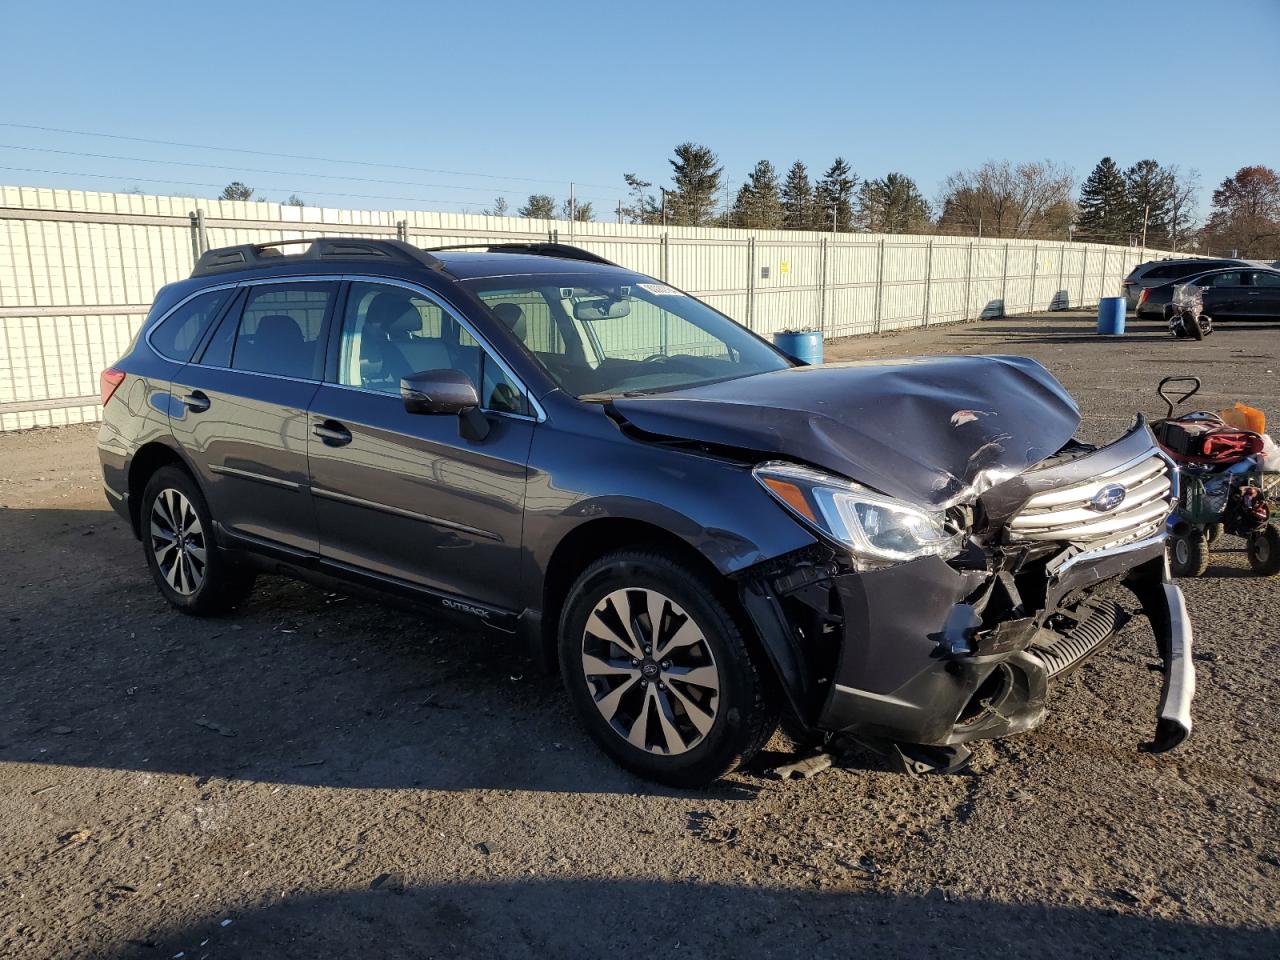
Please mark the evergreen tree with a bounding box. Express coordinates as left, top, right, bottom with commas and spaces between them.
731, 160, 785, 229
518, 194, 556, 218
668, 142, 723, 226
219, 181, 254, 201
781, 161, 815, 230
1124, 159, 1176, 246
622, 173, 659, 224
1075, 157, 1128, 243
855, 172, 931, 233
814, 158, 858, 232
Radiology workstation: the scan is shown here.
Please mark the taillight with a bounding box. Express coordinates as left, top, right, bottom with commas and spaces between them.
100, 368, 126, 407
1137, 288, 1150, 305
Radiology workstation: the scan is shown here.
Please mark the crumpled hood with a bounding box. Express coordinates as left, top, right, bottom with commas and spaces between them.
609, 355, 1081, 508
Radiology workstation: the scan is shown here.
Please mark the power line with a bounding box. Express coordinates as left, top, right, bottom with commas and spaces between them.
0, 121, 621, 191
0, 143, 623, 204
0, 164, 495, 207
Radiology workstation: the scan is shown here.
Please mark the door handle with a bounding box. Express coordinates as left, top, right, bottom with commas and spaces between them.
180, 390, 211, 413
313, 419, 353, 446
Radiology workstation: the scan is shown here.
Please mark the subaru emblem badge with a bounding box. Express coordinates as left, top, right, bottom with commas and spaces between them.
1088, 483, 1127, 513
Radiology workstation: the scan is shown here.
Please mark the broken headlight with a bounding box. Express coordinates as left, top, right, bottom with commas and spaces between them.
754, 462, 963, 567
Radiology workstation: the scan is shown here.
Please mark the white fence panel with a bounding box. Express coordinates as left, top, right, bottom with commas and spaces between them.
0, 185, 1177, 430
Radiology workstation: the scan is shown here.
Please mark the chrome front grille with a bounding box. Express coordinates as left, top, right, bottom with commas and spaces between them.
1008, 452, 1174, 549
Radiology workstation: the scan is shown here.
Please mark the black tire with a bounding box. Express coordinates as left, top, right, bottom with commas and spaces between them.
558, 550, 778, 787
1189, 315, 1205, 340
1205, 523, 1225, 546
1246, 524, 1280, 576
1168, 530, 1210, 578
141, 465, 256, 615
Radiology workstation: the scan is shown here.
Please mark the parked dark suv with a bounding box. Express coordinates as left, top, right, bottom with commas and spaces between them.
99, 238, 1195, 785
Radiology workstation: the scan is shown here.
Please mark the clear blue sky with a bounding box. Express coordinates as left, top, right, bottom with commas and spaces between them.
4, 0, 1278, 217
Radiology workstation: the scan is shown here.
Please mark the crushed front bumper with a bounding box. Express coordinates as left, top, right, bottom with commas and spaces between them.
742, 539, 1194, 757
738, 421, 1196, 759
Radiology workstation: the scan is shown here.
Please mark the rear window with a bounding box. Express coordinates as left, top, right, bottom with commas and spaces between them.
149, 289, 232, 361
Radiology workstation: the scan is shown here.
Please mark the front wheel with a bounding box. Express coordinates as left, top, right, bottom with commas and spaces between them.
1168, 530, 1210, 578
558, 551, 777, 786
1247, 524, 1280, 576
141, 465, 256, 615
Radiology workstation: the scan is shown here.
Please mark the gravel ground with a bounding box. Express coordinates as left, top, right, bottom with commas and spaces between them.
1, 311, 1277, 959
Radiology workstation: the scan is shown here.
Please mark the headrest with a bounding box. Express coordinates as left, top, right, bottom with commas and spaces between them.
491, 302, 527, 340
254, 314, 304, 348
365, 292, 421, 336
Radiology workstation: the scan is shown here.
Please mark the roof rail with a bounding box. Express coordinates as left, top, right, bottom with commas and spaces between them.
424, 242, 617, 266
191, 237, 445, 278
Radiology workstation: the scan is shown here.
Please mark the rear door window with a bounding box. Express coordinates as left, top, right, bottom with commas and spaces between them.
149, 288, 233, 361
1248, 271, 1280, 287
226, 283, 337, 380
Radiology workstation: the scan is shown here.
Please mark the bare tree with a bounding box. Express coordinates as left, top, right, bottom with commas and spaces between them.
936, 160, 1074, 239
219, 181, 255, 201
1165, 166, 1200, 251
560, 198, 594, 222
285, 194, 306, 207
1204, 165, 1280, 258
484, 196, 510, 217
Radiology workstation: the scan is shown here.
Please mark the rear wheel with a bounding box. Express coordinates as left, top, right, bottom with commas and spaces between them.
1247, 524, 1280, 576
1168, 530, 1210, 578
559, 551, 777, 786
141, 465, 255, 615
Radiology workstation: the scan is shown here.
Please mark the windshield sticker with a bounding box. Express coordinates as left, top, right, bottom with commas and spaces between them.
637, 282, 680, 296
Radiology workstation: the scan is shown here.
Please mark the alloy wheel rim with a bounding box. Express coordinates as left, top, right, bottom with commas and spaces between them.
580, 588, 720, 756
150, 488, 206, 596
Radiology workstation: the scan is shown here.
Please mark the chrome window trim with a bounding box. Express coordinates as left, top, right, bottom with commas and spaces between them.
142, 281, 242, 363
144, 273, 546, 422
336, 274, 546, 423
144, 275, 343, 369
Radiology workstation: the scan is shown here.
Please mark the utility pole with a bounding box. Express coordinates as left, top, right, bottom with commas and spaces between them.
616, 200, 623, 224
660, 188, 668, 227
977, 216, 983, 241
1139, 203, 1149, 259
831, 201, 838, 234
568, 182, 576, 240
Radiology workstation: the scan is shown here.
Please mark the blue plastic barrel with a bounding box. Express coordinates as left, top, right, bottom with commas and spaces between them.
773, 330, 824, 365
1097, 297, 1126, 335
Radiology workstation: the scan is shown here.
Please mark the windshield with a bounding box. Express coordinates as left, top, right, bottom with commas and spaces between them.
460, 272, 792, 397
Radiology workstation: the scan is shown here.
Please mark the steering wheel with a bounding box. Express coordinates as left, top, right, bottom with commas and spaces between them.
641, 353, 669, 363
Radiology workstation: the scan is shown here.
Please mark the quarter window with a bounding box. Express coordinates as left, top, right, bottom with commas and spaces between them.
1249, 271, 1280, 287
149, 289, 232, 361
337, 282, 529, 415
228, 283, 336, 379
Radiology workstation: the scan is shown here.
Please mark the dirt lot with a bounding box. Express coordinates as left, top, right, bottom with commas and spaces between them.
2, 311, 1278, 959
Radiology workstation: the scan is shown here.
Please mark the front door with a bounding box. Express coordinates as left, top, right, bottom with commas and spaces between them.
170, 280, 338, 556
307, 280, 535, 611
1244, 271, 1280, 319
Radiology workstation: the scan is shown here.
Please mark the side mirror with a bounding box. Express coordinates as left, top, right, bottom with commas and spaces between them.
401, 369, 489, 440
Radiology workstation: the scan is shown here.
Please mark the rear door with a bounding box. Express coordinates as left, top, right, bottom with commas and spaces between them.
170, 279, 338, 556
306, 279, 535, 611
1244, 271, 1280, 318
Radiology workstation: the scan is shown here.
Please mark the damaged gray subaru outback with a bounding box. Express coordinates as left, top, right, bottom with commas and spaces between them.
99, 238, 1194, 786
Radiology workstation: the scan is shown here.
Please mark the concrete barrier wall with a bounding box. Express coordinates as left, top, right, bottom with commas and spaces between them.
0, 185, 1171, 430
